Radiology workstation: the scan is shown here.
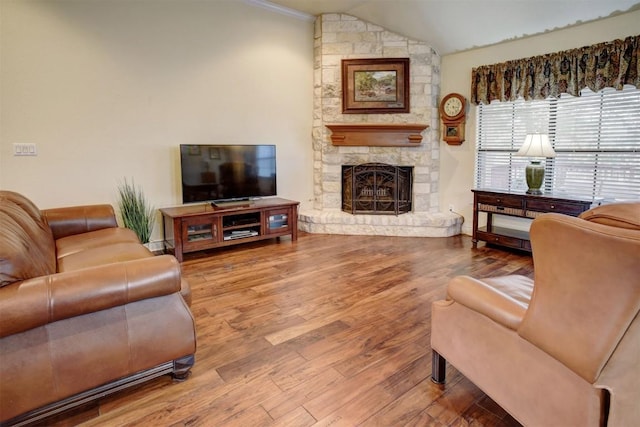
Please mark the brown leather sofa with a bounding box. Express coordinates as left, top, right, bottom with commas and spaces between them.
431, 202, 640, 427
0, 190, 196, 426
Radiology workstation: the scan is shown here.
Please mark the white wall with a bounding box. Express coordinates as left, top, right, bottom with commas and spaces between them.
0, 0, 314, 242
440, 10, 640, 235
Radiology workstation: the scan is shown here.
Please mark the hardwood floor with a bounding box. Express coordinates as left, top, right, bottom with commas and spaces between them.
46, 232, 533, 426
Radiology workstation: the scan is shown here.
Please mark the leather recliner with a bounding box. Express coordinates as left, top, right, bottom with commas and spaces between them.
430, 202, 640, 426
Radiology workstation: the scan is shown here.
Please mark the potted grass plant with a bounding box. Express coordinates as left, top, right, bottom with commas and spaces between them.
117, 178, 155, 245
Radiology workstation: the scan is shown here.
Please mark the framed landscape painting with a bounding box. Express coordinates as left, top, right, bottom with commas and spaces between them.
341, 58, 410, 114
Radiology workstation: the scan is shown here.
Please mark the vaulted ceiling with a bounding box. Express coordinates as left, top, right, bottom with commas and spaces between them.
257, 0, 640, 55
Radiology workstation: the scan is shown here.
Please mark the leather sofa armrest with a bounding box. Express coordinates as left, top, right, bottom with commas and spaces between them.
42, 205, 118, 240
447, 275, 532, 331
0, 255, 182, 338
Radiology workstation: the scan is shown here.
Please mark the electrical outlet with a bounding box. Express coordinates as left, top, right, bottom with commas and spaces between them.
449, 204, 454, 212
13, 143, 37, 156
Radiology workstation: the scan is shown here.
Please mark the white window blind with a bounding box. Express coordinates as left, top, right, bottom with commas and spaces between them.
476, 86, 640, 202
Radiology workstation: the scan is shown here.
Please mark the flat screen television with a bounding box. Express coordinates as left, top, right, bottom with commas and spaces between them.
180, 144, 277, 204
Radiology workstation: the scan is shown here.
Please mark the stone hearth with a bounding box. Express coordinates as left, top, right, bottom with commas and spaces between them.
298, 210, 462, 237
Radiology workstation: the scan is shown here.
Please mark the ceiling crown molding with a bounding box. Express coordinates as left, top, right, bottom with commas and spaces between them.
243, 0, 315, 21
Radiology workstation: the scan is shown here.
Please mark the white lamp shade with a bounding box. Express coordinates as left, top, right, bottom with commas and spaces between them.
517, 134, 556, 158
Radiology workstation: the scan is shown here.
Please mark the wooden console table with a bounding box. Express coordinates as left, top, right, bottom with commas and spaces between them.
160, 198, 298, 261
472, 189, 596, 252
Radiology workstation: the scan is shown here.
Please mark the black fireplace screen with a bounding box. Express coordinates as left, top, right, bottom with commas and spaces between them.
342, 163, 413, 215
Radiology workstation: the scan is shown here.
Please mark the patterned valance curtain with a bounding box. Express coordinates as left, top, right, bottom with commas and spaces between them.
471, 35, 639, 105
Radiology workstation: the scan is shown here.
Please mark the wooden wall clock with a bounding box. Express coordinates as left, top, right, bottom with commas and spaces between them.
439, 93, 466, 145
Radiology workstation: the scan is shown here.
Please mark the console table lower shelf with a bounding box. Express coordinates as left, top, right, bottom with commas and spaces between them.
160, 198, 299, 262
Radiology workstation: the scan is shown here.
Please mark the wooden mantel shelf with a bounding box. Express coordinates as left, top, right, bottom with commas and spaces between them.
326, 123, 429, 147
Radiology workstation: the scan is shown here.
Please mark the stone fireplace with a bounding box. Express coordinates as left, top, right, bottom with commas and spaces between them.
297, 13, 462, 237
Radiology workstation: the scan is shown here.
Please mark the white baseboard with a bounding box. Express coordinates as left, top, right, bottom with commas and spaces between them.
145, 240, 165, 253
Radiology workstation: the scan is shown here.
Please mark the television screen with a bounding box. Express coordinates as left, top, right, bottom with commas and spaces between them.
180, 144, 277, 204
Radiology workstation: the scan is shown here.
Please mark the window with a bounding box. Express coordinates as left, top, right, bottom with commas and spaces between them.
476, 86, 640, 202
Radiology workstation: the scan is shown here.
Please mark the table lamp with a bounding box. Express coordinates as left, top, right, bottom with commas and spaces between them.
517, 134, 556, 195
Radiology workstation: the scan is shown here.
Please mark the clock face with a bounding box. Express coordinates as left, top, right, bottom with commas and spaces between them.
444, 97, 463, 117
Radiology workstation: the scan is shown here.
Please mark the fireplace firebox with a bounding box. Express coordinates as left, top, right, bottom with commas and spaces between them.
342, 163, 413, 215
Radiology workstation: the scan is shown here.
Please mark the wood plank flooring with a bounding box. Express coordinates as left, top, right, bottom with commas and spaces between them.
45, 232, 533, 426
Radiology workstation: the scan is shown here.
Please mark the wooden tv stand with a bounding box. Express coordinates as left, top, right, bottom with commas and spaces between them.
160, 198, 299, 261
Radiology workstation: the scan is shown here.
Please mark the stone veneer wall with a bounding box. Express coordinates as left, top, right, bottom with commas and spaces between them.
299, 14, 462, 237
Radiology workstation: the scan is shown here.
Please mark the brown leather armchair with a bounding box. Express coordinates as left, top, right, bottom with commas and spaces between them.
430, 203, 640, 426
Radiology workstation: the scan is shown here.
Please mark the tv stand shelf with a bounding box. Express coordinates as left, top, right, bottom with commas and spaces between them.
160, 198, 299, 261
